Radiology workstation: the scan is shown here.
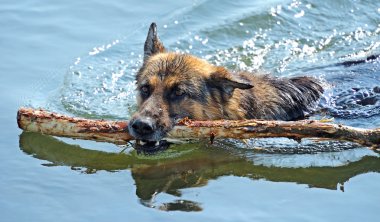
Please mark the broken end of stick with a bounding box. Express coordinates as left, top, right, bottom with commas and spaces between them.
17, 107, 36, 131
16, 108, 23, 130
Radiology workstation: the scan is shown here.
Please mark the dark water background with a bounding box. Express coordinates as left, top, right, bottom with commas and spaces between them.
1, 0, 380, 221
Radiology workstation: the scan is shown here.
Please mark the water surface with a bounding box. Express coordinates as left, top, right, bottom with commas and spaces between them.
1, 0, 380, 221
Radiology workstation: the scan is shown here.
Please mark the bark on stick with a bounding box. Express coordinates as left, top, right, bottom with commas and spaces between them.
17, 107, 380, 148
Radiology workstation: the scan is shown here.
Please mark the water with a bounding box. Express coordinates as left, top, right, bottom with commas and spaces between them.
1, 0, 380, 221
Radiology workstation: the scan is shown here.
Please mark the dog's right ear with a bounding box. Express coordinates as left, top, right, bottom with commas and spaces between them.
207, 67, 253, 97
144, 23, 166, 62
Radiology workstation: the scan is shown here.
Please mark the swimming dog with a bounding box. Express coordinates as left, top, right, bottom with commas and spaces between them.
128, 23, 323, 150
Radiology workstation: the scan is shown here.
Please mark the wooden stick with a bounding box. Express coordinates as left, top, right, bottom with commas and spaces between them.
17, 108, 133, 145
17, 107, 380, 148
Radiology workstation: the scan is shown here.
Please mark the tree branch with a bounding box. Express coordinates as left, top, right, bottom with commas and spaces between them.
17, 107, 380, 148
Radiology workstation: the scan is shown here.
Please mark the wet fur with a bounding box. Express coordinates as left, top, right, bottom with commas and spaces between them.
129, 23, 323, 141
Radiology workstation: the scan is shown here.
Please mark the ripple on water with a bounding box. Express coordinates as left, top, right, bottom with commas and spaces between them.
59, 42, 141, 120
316, 59, 380, 123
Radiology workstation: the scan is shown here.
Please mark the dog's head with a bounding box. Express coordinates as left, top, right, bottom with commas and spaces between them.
128, 23, 253, 151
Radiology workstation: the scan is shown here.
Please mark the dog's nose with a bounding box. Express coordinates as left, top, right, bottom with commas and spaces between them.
130, 117, 155, 136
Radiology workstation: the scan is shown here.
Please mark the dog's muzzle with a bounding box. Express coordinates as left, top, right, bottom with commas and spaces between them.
128, 117, 171, 152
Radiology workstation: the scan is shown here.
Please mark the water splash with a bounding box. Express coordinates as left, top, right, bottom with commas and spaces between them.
59, 41, 141, 119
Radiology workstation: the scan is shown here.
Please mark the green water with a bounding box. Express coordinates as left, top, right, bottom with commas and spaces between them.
1, 0, 380, 221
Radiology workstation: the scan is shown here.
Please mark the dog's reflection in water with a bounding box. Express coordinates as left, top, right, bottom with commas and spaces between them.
19, 132, 380, 212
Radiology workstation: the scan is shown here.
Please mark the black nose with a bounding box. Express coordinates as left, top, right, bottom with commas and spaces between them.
130, 117, 155, 136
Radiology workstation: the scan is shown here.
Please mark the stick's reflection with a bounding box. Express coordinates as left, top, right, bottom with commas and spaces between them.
19, 132, 380, 212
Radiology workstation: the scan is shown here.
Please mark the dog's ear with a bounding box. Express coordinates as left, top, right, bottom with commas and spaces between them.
144, 23, 166, 62
208, 67, 253, 97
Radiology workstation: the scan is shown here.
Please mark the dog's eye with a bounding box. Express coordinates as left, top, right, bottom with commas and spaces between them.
140, 85, 150, 97
175, 88, 185, 97
168, 87, 186, 100
141, 86, 149, 93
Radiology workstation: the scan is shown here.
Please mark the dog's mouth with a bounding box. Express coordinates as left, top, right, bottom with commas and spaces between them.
134, 139, 171, 152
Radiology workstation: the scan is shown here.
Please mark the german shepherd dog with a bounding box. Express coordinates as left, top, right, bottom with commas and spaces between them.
128, 23, 323, 151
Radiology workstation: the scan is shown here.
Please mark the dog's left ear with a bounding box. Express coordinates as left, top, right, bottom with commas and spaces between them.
208, 68, 253, 97
144, 23, 166, 62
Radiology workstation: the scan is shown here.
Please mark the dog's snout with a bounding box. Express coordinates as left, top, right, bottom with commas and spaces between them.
130, 117, 155, 136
